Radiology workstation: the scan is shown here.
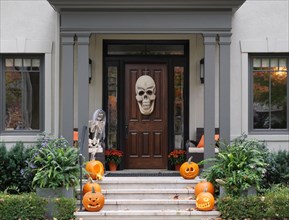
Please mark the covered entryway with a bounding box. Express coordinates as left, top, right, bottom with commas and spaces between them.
125, 64, 168, 169
103, 40, 189, 169
47, 0, 246, 167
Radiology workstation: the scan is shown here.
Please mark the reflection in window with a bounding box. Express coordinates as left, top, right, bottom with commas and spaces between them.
4, 57, 41, 131
252, 57, 287, 130
174, 66, 184, 148
107, 66, 118, 148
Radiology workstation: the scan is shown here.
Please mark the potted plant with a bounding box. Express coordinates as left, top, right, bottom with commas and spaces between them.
105, 148, 124, 171
168, 149, 186, 170
199, 135, 268, 197
27, 134, 79, 197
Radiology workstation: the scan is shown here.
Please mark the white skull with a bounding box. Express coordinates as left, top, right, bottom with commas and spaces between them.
135, 75, 156, 115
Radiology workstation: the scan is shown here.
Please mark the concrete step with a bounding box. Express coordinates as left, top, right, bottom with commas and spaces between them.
75, 209, 221, 220
101, 188, 195, 200
80, 176, 201, 190
75, 173, 221, 220
101, 199, 195, 211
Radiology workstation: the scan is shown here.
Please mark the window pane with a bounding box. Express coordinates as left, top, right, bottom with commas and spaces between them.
252, 56, 288, 131
107, 66, 118, 148
174, 66, 184, 148
4, 57, 41, 131
253, 71, 270, 129
279, 58, 287, 71
271, 71, 287, 128
5, 72, 23, 130
253, 58, 261, 70
262, 58, 269, 69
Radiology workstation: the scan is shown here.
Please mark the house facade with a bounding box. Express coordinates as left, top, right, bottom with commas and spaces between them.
0, 0, 288, 169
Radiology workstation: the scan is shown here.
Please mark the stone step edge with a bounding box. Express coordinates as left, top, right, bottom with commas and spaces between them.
78, 199, 197, 205
81, 176, 203, 184
76, 188, 195, 194
74, 209, 220, 216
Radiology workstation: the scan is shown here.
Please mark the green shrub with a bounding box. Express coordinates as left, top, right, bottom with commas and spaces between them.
0, 193, 47, 220
0, 144, 9, 192
0, 193, 76, 220
263, 150, 289, 187
0, 142, 33, 193
54, 197, 77, 220
217, 185, 289, 220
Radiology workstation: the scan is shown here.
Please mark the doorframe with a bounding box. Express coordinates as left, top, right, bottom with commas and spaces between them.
103, 40, 190, 169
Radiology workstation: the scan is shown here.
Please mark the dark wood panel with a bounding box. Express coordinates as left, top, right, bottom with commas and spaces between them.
125, 64, 168, 169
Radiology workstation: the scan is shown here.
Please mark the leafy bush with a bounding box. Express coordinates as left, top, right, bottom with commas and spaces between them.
217, 185, 289, 220
0, 193, 76, 220
263, 150, 289, 187
0, 144, 9, 192
28, 134, 79, 189
200, 135, 268, 196
54, 197, 77, 220
0, 193, 47, 220
0, 142, 33, 193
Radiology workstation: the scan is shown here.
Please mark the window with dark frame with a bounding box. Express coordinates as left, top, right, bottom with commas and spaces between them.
250, 55, 288, 132
0, 55, 43, 133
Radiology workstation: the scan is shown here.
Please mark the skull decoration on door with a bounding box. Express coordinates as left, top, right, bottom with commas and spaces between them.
135, 75, 156, 115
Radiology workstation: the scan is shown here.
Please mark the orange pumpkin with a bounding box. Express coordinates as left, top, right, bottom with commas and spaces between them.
179, 156, 199, 179
85, 160, 104, 180
82, 187, 105, 212
83, 178, 102, 195
194, 181, 214, 196
196, 191, 215, 211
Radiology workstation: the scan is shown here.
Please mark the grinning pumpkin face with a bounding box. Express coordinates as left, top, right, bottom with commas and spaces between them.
85, 160, 104, 180
179, 156, 199, 179
196, 191, 215, 211
82, 187, 105, 212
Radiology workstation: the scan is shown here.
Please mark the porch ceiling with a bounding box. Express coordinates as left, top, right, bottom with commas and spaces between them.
47, 0, 246, 12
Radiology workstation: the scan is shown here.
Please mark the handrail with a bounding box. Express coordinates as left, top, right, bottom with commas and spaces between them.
79, 125, 87, 211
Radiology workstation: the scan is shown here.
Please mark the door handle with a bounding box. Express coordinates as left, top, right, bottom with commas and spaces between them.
125, 124, 128, 137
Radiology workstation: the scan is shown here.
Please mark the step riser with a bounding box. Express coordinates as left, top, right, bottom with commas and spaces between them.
99, 183, 195, 190
102, 203, 194, 211
75, 215, 218, 220
102, 193, 193, 200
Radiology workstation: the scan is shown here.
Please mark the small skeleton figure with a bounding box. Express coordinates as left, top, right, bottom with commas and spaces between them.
88, 109, 106, 160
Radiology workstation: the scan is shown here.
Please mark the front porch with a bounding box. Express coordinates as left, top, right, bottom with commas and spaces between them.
48, 0, 246, 168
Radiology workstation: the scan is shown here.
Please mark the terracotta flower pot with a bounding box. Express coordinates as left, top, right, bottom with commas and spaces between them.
175, 163, 181, 171
108, 161, 118, 171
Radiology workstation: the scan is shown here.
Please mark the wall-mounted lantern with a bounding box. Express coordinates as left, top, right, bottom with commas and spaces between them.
200, 58, 204, 84
89, 58, 92, 84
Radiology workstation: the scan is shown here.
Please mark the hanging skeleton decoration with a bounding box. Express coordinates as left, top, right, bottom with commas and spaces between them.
88, 109, 106, 160
135, 75, 156, 115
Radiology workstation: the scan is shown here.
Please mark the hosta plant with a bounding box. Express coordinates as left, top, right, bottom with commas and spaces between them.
200, 135, 268, 196
28, 134, 79, 189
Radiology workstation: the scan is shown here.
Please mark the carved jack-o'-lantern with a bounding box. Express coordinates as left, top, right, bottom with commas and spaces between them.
179, 156, 199, 179
196, 191, 215, 211
194, 181, 214, 196
82, 187, 105, 212
135, 75, 156, 115
83, 178, 102, 195
85, 160, 104, 180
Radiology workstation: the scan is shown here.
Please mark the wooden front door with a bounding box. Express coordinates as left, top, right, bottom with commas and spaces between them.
125, 64, 168, 169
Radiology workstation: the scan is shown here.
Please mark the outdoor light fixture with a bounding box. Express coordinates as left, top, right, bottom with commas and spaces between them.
89, 58, 92, 84
200, 58, 204, 84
